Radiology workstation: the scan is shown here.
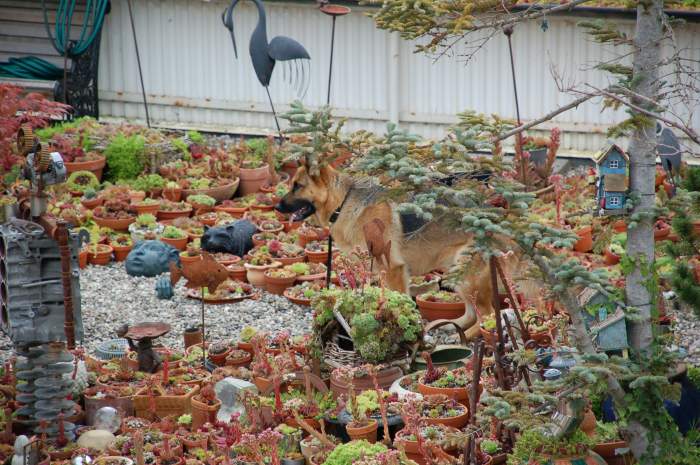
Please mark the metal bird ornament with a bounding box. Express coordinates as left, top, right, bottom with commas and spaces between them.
222, 0, 311, 138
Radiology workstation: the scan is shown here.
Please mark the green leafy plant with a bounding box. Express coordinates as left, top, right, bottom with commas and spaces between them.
132, 173, 165, 192
507, 429, 594, 465
135, 214, 157, 227
67, 170, 99, 193
187, 194, 216, 206
104, 134, 146, 181
240, 326, 258, 342
321, 440, 387, 465
162, 225, 186, 239
481, 439, 501, 455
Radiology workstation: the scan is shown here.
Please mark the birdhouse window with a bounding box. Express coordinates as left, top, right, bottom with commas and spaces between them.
609, 159, 620, 169
609, 196, 621, 207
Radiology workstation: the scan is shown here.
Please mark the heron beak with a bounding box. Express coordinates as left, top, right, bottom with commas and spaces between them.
222, 0, 240, 59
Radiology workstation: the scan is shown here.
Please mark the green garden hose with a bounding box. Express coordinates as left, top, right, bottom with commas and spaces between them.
0, 57, 64, 80
42, 0, 109, 57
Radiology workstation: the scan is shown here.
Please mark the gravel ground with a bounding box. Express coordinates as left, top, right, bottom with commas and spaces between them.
0, 262, 313, 359
667, 293, 700, 366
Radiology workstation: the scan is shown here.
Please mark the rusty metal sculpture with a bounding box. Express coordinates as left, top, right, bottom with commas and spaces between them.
116, 322, 171, 373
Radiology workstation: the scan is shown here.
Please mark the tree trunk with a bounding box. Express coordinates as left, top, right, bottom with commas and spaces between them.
625, 0, 665, 461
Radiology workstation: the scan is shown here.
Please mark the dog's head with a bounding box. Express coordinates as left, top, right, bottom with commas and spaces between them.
275, 165, 334, 221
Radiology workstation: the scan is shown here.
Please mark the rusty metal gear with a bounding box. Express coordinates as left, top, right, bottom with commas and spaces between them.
37, 145, 52, 173
17, 124, 35, 155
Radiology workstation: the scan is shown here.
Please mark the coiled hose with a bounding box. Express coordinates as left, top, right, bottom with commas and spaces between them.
43, 0, 109, 57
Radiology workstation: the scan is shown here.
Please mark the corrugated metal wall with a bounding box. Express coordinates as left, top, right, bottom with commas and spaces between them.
95, 0, 699, 151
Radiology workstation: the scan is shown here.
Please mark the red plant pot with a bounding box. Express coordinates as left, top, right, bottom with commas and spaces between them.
264, 272, 297, 295
415, 297, 465, 321
112, 244, 133, 262
161, 236, 188, 251
345, 419, 378, 443
573, 226, 593, 253
94, 216, 136, 232
604, 249, 620, 266
157, 209, 193, 221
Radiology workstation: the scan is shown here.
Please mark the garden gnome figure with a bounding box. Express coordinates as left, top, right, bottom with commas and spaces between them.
116, 323, 162, 373
11, 435, 29, 465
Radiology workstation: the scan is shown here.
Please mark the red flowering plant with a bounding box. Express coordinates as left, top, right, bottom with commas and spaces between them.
237, 429, 283, 465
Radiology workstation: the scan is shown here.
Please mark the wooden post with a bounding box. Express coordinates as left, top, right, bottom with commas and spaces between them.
489, 256, 508, 390
55, 221, 75, 349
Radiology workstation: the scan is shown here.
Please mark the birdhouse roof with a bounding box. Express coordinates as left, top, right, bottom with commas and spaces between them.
590, 308, 625, 331
577, 288, 601, 306
594, 144, 629, 164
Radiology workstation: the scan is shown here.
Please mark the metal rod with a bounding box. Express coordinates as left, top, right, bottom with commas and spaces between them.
494, 257, 530, 342
325, 235, 333, 289
326, 15, 337, 105
469, 340, 484, 425
126, 0, 151, 128
489, 256, 508, 390
201, 287, 206, 368
56, 221, 75, 350
504, 26, 528, 191
265, 87, 284, 143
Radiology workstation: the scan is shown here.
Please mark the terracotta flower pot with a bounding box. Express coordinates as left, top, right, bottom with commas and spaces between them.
94, 215, 136, 232
239, 164, 270, 195
228, 265, 248, 282
184, 327, 203, 349
580, 408, 596, 437
654, 222, 670, 241
281, 160, 299, 178
421, 406, 469, 429
593, 440, 631, 465
215, 205, 248, 218
226, 351, 252, 368
415, 297, 465, 321
191, 397, 221, 431
87, 244, 113, 266
157, 208, 193, 221
306, 250, 331, 264
283, 289, 311, 307
81, 197, 103, 209
296, 273, 325, 283
134, 202, 161, 215
417, 380, 481, 404
182, 179, 240, 202
245, 262, 282, 288
612, 220, 627, 233
79, 249, 88, 269
264, 272, 297, 295
112, 243, 133, 262
163, 188, 183, 202
604, 248, 620, 266
249, 203, 275, 212
345, 419, 378, 443
330, 366, 402, 397
574, 226, 593, 253
65, 155, 107, 180
276, 255, 306, 266
208, 347, 231, 366
237, 341, 254, 354
181, 435, 209, 451
161, 236, 188, 251
130, 191, 146, 203
181, 253, 202, 275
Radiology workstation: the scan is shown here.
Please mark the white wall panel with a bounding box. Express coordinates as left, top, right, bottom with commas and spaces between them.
97, 0, 700, 152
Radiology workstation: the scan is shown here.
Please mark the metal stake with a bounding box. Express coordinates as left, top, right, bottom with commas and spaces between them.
320, 5, 351, 105
126, 0, 151, 128
56, 221, 75, 350
504, 26, 527, 190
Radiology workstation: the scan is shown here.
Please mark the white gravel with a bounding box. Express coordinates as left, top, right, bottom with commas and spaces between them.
0, 262, 313, 358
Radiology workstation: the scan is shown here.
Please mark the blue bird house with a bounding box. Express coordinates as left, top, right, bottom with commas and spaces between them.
578, 288, 629, 358
595, 145, 629, 211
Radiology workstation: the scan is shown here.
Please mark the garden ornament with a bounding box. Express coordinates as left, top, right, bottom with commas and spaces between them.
222, 0, 311, 139
170, 253, 229, 367
125, 240, 180, 277
93, 407, 121, 434
215, 377, 258, 423
115, 322, 171, 373
11, 436, 29, 465
155, 275, 174, 300
201, 220, 257, 256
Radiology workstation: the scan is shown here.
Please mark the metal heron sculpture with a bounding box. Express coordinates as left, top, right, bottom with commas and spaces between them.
222, 0, 311, 140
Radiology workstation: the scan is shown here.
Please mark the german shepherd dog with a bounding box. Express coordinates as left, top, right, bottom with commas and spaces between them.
276, 164, 518, 337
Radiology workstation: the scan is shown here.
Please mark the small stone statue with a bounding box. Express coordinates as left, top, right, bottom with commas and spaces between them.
11, 435, 29, 465
125, 240, 181, 277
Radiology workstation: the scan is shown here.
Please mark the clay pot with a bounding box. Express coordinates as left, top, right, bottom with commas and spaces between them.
182, 179, 240, 203
417, 380, 481, 404
281, 160, 299, 178
306, 249, 334, 264
184, 327, 203, 349
215, 205, 248, 218
283, 221, 302, 233
574, 226, 593, 253
191, 396, 221, 431
134, 202, 161, 215
239, 164, 271, 195
237, 341, 254, 354
87, 244, 113, 265
692, 220, 700, 236
283, 289, 311, 307
285, 416, 320, 431
421, 406, 469, 429
130, 191, 146, 203
81, 197, 103, 209
415, 296, 465, 321
208, 347, 231, 366
157, 208, 193, 221
79, 249, 88, 269
604, 248, 620, 266
276, 254, 306, 266
161, 236, 188, 251
93, 457, 134, 465
112, 243, 133, 262
244, 262, 282, 288
594, 440, 631, 465
654, 222, 671, 241
65, 155, 107, 180
228, 265, 248, 282
264, 271, 297, 295
189, 202, 215, 215
249, 203, 275, 212
345, 419, 378, 443
655, 170, 667, 187
94, 215, 136, 232
612, 220, 627, 233
330, 366, 403, 397
163, 188, 183, 202
181, 435, 209, 451
181, 253, 202, 275
226, 351, 252, 368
